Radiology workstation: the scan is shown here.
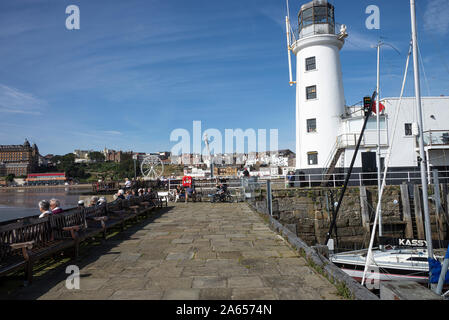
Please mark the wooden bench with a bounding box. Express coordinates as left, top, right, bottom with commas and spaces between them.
84, 204, 121, 239
49, 209, 106, 259
0, 219, 37, 283
0, 194, 160, 284
103, 198, 145, 232
0, 215, 79, 284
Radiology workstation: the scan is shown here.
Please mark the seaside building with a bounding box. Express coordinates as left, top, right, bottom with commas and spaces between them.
0, 139, 39, 176
337, 97, 449, 180
103, 147, 133, 163
213, 165, 239, 177
290, 0, 449, 181
26, 173, 66, 186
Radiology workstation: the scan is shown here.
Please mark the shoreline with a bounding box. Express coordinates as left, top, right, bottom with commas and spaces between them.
0, 184, 92, 191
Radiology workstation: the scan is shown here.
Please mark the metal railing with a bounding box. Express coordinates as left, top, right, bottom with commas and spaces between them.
295, 22, 344, 40
321, 139, 340, 175
337, 132, 388, 148
256, 170, 449, 189
164, 178, 246, 202
423, 130, 449, 147
162, 169, 449, 196
299, 23, 335, 38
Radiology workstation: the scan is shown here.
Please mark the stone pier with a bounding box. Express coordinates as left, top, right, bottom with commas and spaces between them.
9, 203, 342, 300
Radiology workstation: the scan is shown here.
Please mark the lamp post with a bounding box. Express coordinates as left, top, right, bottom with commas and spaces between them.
132, 154, 137, 181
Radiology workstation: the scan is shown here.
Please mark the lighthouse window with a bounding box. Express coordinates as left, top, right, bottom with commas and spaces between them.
307, 119, 317, 133
302, 8, 314, 27
306, 57, 316, 71
306, 85, 317, 100
307, 152, 318, 165
314, 6, 327, 24
405, 123, 412, 136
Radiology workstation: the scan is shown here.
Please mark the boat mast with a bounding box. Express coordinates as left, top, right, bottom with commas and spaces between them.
375, 41, 383, 242
410, 0, 433, 258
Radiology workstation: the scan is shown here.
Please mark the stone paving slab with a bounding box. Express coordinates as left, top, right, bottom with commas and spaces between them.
10, 202, 342, 300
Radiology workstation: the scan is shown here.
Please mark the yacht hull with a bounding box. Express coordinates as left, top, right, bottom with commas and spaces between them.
330, 248, 434, 284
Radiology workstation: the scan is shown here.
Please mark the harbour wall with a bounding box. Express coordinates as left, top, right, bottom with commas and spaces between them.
248, 183, 449, 250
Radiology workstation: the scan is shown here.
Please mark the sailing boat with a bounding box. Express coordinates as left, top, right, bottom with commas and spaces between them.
329, 0, 446, 285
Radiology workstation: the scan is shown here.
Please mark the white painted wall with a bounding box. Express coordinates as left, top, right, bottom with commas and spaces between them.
341, 97, 449, 169
293, 34, 345, 170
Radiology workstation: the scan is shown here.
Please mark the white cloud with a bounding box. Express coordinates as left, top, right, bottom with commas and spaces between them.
343, 28, 379, 51
424, 0, 449, 35
0, 84, 46, 115
102, 131, 122, 136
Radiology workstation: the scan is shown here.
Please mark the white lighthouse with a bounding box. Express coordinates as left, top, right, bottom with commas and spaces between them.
287, 0, 347, 172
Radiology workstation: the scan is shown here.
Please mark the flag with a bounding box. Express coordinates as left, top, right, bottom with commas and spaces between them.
371, 100, 385, 114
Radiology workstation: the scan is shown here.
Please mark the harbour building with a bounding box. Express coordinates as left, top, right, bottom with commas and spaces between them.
289, 0, 449, 184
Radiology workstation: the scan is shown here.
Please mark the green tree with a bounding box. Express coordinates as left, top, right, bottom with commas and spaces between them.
5, 174, 15, 183
88, 151, 105, 163
118, 159, 135, 179
53, 153, 75, 169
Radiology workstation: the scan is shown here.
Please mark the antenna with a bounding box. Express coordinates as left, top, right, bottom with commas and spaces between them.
285, 0, 295, 86
285, 17, 295, 86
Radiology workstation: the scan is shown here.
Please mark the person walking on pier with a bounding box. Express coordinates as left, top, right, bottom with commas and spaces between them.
125, 178, 131, 190
38, 200, 52, 218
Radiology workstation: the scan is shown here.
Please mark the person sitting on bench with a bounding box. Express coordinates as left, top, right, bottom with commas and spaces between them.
185, 184, 196, 203
175, 186, 185, 202
116, 189, 125, 200
50, 198, 63, 214
38, 200, 52, 218
89, 196, 99, 207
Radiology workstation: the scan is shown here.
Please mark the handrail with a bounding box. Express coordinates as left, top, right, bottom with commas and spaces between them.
423, 130, 449, 147
321, 138, 340, 175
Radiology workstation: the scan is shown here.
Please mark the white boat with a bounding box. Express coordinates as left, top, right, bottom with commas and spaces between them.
330, 247, 445, 283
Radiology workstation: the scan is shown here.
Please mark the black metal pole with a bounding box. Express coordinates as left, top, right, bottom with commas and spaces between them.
325, 92, 376, 244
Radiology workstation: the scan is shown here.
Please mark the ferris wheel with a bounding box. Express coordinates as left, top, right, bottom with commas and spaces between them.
140, 155, 164, 180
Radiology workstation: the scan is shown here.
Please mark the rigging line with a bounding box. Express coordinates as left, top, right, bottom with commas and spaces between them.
362, 44, 412, 286
427, 31, 449, 76
417, 43, 431, 97
415, 0, 449, 76
416, 42, 449, 172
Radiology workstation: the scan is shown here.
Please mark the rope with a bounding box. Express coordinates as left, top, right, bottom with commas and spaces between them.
362, 43, 412, 285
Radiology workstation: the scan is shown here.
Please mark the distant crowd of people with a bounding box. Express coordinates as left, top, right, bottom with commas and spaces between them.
37, 178, 156, 219
172, 178, 231, 203
115, 187, 156, 201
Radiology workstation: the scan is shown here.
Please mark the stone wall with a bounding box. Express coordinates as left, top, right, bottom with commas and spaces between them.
249, 184, 448, 250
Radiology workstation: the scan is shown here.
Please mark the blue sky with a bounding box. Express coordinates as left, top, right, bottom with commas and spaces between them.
0, 0, 448, 156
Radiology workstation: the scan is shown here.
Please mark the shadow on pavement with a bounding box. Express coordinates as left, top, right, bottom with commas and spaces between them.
1, 205, 174, 300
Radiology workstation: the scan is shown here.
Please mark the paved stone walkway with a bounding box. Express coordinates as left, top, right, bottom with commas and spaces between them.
13, 203, 342, 300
